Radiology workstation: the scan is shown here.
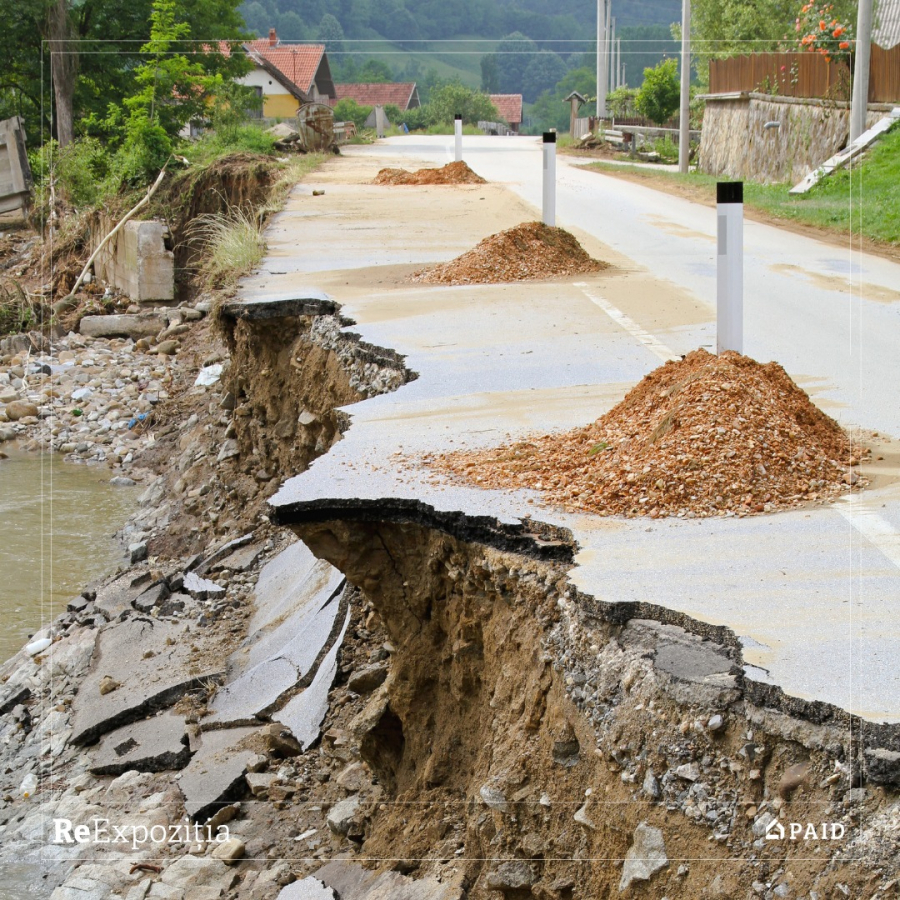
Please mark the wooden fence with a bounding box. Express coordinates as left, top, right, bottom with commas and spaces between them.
708, 47, 900, 103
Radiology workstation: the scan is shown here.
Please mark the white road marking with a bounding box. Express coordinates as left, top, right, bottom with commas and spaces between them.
574, 283, 680, 362
835, 495, 900, 570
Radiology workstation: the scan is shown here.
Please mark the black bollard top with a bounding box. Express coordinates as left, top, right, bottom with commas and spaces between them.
543, 132, 557, 143
455, 114, 462, 121
717, 181, 743, 204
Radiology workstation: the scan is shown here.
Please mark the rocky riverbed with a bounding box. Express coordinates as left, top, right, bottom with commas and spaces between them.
0, 306, 208, 471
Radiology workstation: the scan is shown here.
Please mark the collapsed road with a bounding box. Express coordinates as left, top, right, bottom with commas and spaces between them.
0, 141, 897, 900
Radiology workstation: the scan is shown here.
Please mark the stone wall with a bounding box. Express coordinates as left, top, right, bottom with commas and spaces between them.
698, 93, 890, 184
93, 219, 175, 303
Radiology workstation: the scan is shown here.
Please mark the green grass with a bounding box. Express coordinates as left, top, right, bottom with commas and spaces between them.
180, 124, 277, 166
190, 207, 266, 289
583, 124, 900, 246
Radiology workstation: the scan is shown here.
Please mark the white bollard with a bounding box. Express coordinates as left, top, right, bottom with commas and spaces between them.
374, 105, 386, 139
542, 132, 556, 227
716, 181, 743, 354
454, 115, 462, 162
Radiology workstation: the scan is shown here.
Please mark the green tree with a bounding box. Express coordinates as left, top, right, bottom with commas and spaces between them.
426, 80, 497, 125
480, 54, 499, 92
521, 50, 566, 103
618, 24, 679, 88
492, 32, 538, 94
333, 97, 372, 128
358, 59, 394, 82
317, 12, 345, 52
529, 90, 570, 132
634, 58, 680, 124
0, 0, 250, 145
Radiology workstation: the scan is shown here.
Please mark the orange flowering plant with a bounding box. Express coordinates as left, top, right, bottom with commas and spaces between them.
795, 3, 854, 62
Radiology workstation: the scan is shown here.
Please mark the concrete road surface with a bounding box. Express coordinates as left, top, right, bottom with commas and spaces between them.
245, 139, 900, 724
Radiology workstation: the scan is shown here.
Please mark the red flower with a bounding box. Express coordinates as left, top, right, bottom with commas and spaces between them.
839, 40, 850, 49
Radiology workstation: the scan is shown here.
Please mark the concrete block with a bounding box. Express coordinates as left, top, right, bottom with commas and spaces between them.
94, 219, 174, 303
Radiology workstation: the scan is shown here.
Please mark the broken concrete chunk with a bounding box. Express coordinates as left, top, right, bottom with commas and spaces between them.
276, 878, 337, 900
275, 608, 350, 751
133, 580, 170, 613
70, 617, 223, 746
213, 542, 263, 573
177, 727, 258, 821
91, 711, 189, 776
79, 313, 166, 340
326, 794, 362, 836
619, 823, 667, 892
314, 860, 463, 900
864, 748, 900, 787
183, 571, 226, 601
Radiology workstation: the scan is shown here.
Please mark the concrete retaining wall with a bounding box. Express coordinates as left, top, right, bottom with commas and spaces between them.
94, 219, 175, 303
699, 93, 890, 184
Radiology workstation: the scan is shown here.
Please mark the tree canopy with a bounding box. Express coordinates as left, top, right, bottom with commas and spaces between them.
0, 0, 250, 143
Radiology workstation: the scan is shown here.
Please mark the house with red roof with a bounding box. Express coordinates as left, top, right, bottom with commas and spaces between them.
489, 94, 523, 133
331, 83, 421, 111
238, 29, 337, 118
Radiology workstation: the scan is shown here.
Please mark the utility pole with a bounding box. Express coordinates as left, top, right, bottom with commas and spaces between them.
610, 17, 616, 94
678, 0, 691, 173
597, 0, 608, 118
850, 0, 873, 142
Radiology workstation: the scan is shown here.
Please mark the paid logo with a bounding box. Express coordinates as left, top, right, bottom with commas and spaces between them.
766, 819, 845, 841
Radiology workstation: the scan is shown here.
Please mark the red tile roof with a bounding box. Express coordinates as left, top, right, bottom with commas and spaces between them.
331, 83, 420, 110
490, 94, 523, 125
245, 42, 328, 95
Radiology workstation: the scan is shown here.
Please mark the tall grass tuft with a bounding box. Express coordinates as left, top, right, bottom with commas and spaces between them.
190, 206, 266, 289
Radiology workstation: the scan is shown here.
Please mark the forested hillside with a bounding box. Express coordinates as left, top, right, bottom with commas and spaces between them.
240, 0, 682, 45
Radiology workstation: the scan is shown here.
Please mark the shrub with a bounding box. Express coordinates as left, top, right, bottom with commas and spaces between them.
333, 98, 373, 129
635, 59, 680, 125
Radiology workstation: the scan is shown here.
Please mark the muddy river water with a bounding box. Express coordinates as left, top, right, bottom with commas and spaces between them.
0, 448, 136, 663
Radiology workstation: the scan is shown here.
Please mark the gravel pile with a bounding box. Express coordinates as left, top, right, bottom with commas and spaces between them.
411, 221, 608, 286
428, 349, 864, 518
373, 160, 486, 185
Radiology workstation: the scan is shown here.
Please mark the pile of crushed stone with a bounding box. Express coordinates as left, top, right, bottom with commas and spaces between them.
411, 221, 608, 286
426, 349, 865, 518
373, 161, 486, 185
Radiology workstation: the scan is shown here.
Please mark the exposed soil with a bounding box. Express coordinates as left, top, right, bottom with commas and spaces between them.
427, 348, 866, 518
410, 221, 609, 286
372, 160, 486, 185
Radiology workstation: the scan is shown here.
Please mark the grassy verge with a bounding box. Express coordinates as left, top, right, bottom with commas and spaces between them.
581, 124, 900, 248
